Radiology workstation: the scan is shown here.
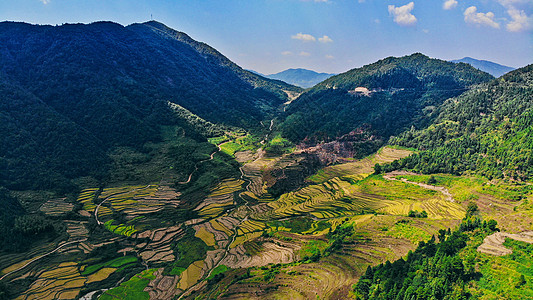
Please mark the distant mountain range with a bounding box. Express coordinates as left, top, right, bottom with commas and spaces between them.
262, 68, 336, 88
451, 57, 515, 77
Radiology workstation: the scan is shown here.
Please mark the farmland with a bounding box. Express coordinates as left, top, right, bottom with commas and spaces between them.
3, 143, 531, 300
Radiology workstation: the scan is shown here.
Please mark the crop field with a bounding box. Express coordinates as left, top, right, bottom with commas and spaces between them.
12, 144, 509, 300
307, 146, 412, 184
39, 198, 74, 216
15, 261, 121, 300
100, 269, 157, 300
77, 188, 98, 215
392, 173, 533, 232
195, 179, 243, 218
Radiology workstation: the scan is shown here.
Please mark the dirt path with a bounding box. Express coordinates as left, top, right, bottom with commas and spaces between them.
0, 238, 87, 282
383, 171, 454, 202
177, 147, 220, 185
178, 122, 274, 299
477, 231, 533, 256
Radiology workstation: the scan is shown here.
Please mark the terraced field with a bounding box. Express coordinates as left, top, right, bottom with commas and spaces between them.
4, 145, 489, 300
189, 147, 470, 299
307, 146, 412, 184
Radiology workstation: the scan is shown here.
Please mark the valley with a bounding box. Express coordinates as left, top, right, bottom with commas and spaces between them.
0, 20, 531, 300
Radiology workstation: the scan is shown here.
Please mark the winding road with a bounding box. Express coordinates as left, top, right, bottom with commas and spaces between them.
178, 120, 273, 299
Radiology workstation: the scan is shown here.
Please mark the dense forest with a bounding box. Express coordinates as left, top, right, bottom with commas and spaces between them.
0, 21, 298, 193
388, 65, 533, 180
279, 54, 493, 145
353, 204, 498, 300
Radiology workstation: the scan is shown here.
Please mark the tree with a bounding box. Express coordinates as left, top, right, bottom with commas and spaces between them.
374, 163, 382, 174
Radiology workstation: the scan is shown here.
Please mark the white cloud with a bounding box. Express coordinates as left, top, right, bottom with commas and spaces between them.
299, 51, 311, 57
374, 19, 381, 24
443, 0, 458, 10
318, 35, 333, 43
281, 51, 293, 56
325, 54, 334, 59
422, 29, 430, 33
388, 2, 417, 26
506, 7, 532, 32
496, 0, 533, 32
291, 33, 316, 42
39, 0, 51, 4
464, 6, 500, 29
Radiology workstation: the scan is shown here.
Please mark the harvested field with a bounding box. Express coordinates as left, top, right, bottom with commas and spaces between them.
16, 262, 86, 300
221, 241, 300, 268
39, 198, 74, 216
477, 231, 533, 256
307, 146, 412, 184
176, 260, 205, 291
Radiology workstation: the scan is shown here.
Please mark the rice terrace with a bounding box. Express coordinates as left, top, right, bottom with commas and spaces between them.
0, 4, 532, 300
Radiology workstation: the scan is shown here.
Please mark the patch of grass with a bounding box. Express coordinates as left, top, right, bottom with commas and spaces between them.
169, 230, 212, 275
207, 265, 230, 280
299, 240, 328, 261
385, 220, 432, 244
81, 256, 138, 276
99, 269, 156, 300
104, 219, 137, 237
219, 142, 242, 156
474, 239, 533, 299
359, 175, 438, 201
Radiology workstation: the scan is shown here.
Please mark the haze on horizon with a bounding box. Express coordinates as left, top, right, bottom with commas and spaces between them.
1, 0, 531, 74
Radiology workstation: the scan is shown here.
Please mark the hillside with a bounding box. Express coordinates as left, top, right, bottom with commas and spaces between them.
451, 57, 515, 78
390, 64, 533, 180
279, 54, 494, 152
0, 21, 300, 191
265, 68, 336, 88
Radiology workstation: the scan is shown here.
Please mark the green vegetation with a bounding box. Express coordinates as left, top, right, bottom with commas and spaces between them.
407, 210, 428, 218
395, 173, 532, 202
168, 230, 212, 275
81, 256, 138, 276
353, 207, 500, 300
474, 239, 533, 298
390, 65, 533, 180
99, 269, 157, 300
207, 265, 230, 280
385, 220, 431, 243
264, 134, 294, 156
103, 220, 137, 237
280, 53, 492, 144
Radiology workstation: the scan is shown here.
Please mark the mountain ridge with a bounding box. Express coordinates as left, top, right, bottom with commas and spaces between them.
264, 68, 336, 88
451, 57, 515, 78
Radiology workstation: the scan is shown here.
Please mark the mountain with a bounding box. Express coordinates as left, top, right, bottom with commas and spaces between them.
451, 57, 515, 78
279, 53, 494, 154
0, 21, 301, 191
265, 68, 336, 88
390, 64, 533, 180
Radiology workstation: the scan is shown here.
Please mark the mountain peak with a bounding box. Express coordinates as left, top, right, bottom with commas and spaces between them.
451, 57, 515, 77
265, 68, 336, 88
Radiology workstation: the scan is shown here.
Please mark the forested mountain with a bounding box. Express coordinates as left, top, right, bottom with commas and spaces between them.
265, 68, 336, 88
390, 64, 533, 180
451, 57, 515, 78
0, 21, 299, 189
0, 21, 300, 192
279, 53, 493, 145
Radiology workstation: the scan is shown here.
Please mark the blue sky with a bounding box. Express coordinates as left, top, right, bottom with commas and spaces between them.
1, 0, 531, 74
